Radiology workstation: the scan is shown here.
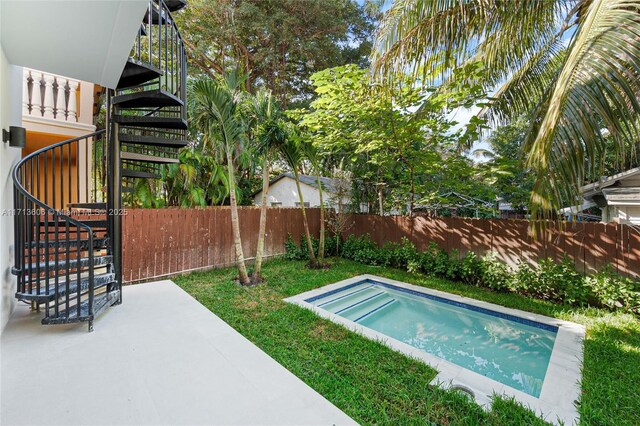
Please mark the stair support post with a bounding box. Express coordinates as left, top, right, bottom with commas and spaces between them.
106, 89, 123, 304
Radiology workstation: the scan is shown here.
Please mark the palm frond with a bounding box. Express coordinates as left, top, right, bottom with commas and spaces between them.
525, 0, 640, 219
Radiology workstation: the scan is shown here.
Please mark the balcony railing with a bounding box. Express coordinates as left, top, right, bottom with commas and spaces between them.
23, 68, 80, 122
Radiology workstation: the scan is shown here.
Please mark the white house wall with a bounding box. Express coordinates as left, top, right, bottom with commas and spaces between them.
253, 177, 349, 208
0, 43, 23, 333
616, 206, 640, 225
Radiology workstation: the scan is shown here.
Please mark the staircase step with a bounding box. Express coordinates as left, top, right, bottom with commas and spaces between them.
143, 6, 166, 25
117, 59, 162, 89
122, 169, 161, 179
114, 114, 187, 130
42, 289, 120, 325
28, 237, 109, 250
67, 202, 107, 210
38, 219, 108, 229
119, 133, 189, 148
18, 255, 113, 275
121, 151, 179, 164
112, 89, 183, 108
160, 0, 187, 12
16, 272, 115, 303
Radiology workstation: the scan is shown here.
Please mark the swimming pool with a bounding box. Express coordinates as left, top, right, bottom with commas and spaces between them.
286, 274, 585, 425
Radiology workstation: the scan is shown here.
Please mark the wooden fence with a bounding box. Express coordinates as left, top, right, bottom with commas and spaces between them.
122, 209, 640, 282
122, 207, 320, 283
345, 215, 640, 278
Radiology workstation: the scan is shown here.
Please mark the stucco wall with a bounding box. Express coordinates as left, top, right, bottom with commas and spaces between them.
0, 44, 22, 333
253, 177, 349, 208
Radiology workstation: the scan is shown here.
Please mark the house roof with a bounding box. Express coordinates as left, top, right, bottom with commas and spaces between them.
581, 166, 640, 197
252, 173, 340, 197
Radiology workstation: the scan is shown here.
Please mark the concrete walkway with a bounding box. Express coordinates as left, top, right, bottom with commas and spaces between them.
1, 280, 356, 425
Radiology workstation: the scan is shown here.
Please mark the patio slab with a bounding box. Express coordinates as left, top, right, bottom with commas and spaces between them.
1, 280, 356, 426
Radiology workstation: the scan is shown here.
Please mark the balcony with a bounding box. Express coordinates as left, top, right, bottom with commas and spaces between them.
22, 68, 96, 142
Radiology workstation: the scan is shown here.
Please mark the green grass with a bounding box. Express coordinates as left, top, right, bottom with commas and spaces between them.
175, 258, 640, 426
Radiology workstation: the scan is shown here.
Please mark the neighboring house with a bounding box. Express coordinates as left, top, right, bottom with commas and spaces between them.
252, 173, 350, 209
497, 200, 527, 219
579, 167, 640, 225
0, 0, 188, 332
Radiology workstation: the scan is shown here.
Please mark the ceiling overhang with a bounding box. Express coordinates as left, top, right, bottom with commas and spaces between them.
1, 1, 148, 89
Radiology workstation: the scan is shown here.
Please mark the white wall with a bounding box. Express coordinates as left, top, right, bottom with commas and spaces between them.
615, 206, 640, 225
253, 177, 349, 208
0, 43, 23, 332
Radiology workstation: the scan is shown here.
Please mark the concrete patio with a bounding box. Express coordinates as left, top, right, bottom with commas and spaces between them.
1, 280, 356, 425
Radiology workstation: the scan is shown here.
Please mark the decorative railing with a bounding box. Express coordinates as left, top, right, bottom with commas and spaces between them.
22, 68, 81, 122
127, 0, 187, 119
12, 130, 109, 325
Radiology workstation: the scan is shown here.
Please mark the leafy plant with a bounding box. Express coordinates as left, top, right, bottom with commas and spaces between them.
316, 234, 640, 314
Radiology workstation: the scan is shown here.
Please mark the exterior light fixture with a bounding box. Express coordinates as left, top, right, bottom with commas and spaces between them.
2, 126, 26, 148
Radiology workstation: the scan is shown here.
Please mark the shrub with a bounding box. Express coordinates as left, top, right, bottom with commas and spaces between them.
585, 267, 640, 313
481, 254, 512, 292
459, 251, 485, 286
284, 234, 306, 260
520, 258, 586, 305
286, 232, 640, 314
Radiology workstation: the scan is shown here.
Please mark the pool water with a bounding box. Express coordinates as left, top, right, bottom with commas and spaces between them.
306, 280, 557, 397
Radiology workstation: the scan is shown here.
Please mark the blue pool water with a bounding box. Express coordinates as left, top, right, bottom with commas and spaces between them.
306, 279, 557, 397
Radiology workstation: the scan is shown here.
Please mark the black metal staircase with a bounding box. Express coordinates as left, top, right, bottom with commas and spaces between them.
11, 0, 188, 331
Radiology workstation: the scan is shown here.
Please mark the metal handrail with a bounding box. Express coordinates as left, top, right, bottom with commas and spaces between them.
12, 130, 107, 323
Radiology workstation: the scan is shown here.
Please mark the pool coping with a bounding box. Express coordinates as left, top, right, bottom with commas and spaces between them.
284, 274, 585, 426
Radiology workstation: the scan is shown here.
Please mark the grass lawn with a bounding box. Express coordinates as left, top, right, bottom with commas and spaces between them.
175, 258, 640, 426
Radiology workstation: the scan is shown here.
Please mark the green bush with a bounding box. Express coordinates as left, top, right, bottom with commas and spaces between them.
481, 254, 512, 292
459, 251, 485, 286
290, 234, 640, 314
585, 267, 640, 313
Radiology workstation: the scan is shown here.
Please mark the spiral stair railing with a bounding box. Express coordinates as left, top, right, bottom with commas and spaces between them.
11, 0, 188, 331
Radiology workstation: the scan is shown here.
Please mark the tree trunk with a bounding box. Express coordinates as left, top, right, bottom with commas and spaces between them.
316, 173, 325, 263
227, 153, 250, 285
294, 172, 317, 265
378, 186, 384, 216
253, 157, 269, 280
409, 165, 415, 217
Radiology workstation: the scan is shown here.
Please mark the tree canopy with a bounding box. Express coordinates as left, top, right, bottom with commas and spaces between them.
176, 0, 379, 108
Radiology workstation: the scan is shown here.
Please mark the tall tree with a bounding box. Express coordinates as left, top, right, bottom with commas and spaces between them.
372, 0, 640, 221
274, 129, 319, 267
297, 64, 486, 216
176, 0, 379, 107
300, 140, 326, 264
245, 90, 283, 281
475, 116, 534, 212
189, 77, 251, 285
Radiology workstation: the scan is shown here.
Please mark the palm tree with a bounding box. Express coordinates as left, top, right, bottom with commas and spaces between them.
189, 77, 251, 285
372, 0, 640, 221
245, 90, 282, 281
274, 128, 319, 267
300, 140, 326, 265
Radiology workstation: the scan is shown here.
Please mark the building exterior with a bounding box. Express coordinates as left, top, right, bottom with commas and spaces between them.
22, 67, 97, 153
252, 173, 350, 209
580, 167, 640, 225
1, 0, 187, 333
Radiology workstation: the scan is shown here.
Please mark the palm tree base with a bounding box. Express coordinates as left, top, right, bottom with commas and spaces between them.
307, 261, 331, 270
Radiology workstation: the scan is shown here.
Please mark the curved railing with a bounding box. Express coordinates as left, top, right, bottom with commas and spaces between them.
128, 0, 187, 114
12, 130, 108, 322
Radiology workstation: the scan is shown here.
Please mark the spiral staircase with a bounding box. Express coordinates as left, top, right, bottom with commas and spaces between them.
11, 0, 188, 331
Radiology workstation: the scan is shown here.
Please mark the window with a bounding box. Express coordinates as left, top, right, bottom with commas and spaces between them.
270, 202, 282, 207
295, 202, 310, 208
